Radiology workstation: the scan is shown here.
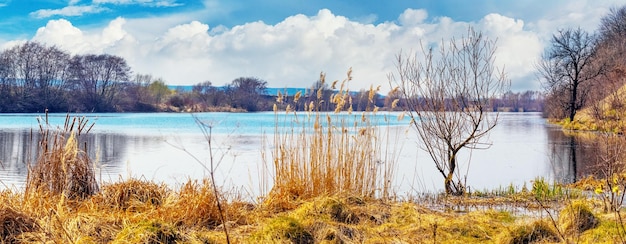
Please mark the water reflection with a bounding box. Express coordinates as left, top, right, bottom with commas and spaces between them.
0, 113, 616, 193
0, 129, 129, 188
547, 127, 579, 183
547, 127, 623, 184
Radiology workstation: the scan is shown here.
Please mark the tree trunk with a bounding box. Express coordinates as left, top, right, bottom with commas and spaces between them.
444, 153, 463, 195
569, 82, 578, 122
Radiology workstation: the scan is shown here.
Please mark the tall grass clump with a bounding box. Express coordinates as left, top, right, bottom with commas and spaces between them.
25, 113, 98, 200
265, 69, 401, 209
165, 179, 225, 228
96, 178, 168, 211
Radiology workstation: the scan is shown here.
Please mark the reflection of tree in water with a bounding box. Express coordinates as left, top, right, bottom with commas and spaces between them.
0, 131, 33, 185
547, 128, 623, 184
0, 130, 129, 188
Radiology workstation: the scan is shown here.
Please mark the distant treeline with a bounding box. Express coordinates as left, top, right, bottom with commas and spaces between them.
0, 41, 543, 113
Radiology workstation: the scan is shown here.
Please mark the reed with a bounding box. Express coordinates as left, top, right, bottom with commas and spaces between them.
25, 113, 98, 200
265, 69, 399, 210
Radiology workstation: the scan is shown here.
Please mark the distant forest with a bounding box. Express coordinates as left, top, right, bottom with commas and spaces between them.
0, 41, 543, 113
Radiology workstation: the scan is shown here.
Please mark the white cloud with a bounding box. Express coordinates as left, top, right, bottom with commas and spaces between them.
398, 8, 428, 26
480, 13, 542, 84
32, 17, 135, 55
30, 5, 106, 18
31, 0, 180, 19
32, 19, 84, 47
22, 2, 620, 92
93, 0, 181, 7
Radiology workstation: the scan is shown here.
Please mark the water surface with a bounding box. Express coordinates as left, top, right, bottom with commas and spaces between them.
0, 112, 585, 196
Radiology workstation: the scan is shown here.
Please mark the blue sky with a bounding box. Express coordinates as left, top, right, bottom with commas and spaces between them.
0, 0, 623, 91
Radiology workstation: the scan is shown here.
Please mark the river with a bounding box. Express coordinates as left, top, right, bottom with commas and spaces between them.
0, 112, 589, 197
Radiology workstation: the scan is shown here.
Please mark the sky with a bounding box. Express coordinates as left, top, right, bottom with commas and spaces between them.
0, 0, 623, 92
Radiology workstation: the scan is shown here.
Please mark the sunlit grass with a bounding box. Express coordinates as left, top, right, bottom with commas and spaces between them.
263, 70, 400, 211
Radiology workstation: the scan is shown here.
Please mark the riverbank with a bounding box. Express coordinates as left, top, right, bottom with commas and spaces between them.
0, 177, 623, 243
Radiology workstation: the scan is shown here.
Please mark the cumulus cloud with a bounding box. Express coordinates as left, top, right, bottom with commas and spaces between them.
30, 5, 106, 18
32, 17, 135, 54
479, 14, 542, 90
24, 2, 617, 92
398, 8, 428, 26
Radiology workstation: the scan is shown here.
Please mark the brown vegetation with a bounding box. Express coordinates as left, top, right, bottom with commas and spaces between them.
25, 113, 98, 200
265, 69, 398, 212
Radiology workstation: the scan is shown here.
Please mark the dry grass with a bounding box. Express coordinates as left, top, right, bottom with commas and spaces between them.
1, 175, 625, 243
498, 220, 561, 244
95, 178, 168, 211
265, 70, 399, 211
559, 200, 599, 235
572, 83, 626, 133
0, 207, 39, 243
25, 113, 98, 200
163, 179, 225, 228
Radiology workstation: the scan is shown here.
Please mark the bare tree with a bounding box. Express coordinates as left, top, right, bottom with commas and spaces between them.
10, 42, 41, 111
193, 80, 217, 106
34, 45, 70, 111
589, 6, 626, 124
227, 77, 267, 111
599, 6, 626, 44
68, 54, 131, 112
0, 46, 18, 112
539, 27, 603, 122
392, 29, 508, 195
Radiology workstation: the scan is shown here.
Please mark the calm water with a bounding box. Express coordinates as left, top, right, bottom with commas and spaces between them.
0, 112, 585, 196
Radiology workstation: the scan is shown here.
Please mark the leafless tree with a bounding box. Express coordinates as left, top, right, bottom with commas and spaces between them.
588, 6, 626, 124
34, 45, 70, 111
392, 28, 508, 195
0, 46, 17, 112
9, 42, 41, 111
193, 80, 218, 107
539, 27, 603, 122
68, 54, 131, 111
227, 77, 267, 111
0, 42, 71, 112
599, 6, 626, 44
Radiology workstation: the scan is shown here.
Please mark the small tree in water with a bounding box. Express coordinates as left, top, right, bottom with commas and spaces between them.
392, 28, 509, 195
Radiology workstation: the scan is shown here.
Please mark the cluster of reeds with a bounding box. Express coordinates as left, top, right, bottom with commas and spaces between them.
25, 113, 98, 200
265, 69, 401, 209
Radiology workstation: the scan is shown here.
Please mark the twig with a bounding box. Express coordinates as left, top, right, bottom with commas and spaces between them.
169, 115, 232, 244
534, 195, 566, 242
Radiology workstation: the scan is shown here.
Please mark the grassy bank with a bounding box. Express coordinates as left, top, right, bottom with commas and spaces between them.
4, 74, 626, 243
3, 179, 626, 243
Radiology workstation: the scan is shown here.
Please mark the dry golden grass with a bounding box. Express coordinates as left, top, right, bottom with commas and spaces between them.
0, 207, 39, 243
265, 70, 399, 211
25, 114, 98, 200
162, 179, 225, 228
3, 177, 626, 243
572, 83, 626, 133
95, 178, 168, 211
